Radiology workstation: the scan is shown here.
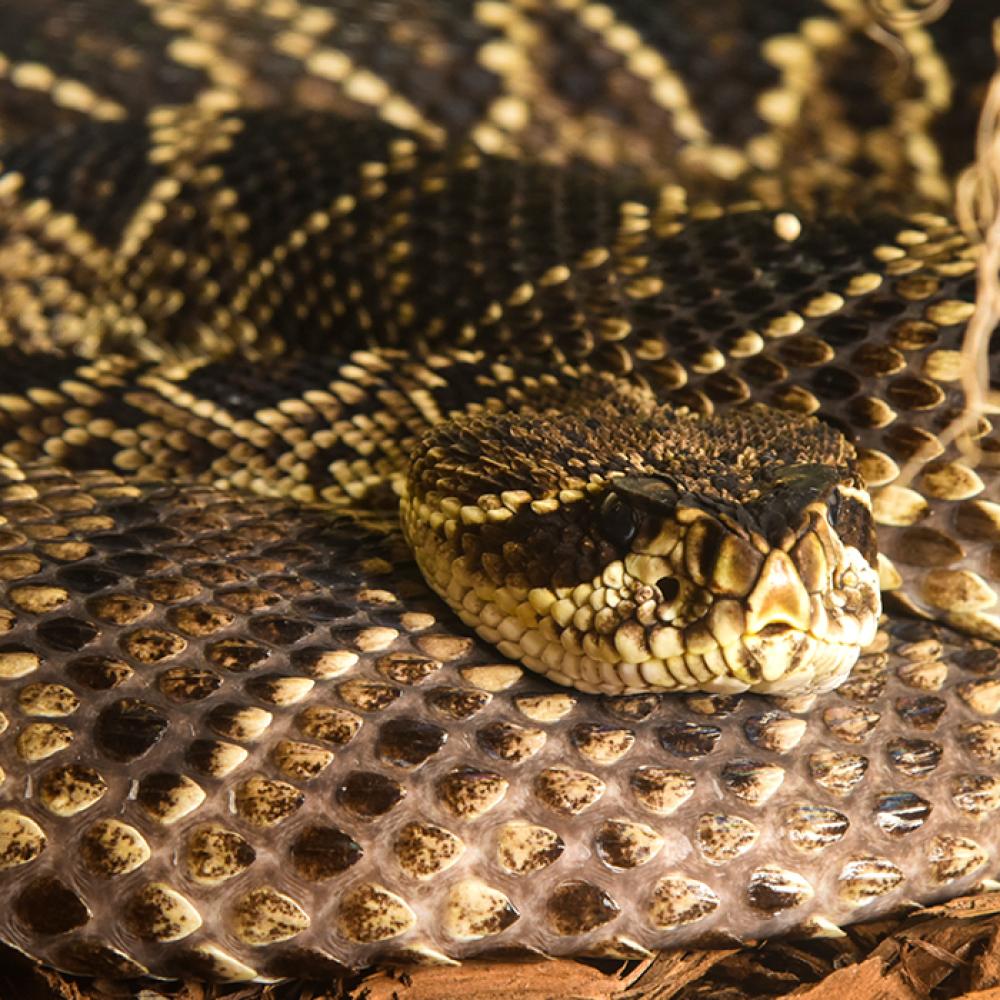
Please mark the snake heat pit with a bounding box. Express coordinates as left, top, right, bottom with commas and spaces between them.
0, 0, 997, 987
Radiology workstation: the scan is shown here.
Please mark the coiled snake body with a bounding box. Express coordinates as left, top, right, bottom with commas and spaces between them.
0, 0, 998, 984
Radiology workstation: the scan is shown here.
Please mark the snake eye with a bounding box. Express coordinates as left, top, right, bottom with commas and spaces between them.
598, 493, 638, 548
656, 577, 680, 603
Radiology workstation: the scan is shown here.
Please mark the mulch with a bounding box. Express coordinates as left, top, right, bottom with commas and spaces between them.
5, 892, 1000, 1000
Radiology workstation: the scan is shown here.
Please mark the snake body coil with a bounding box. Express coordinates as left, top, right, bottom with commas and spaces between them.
0, 0, 998, 983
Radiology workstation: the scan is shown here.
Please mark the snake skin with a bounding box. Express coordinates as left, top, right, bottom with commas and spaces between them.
0, 0, 997, 983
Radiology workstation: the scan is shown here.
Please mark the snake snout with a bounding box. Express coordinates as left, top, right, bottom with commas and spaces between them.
743, 549, 812, 635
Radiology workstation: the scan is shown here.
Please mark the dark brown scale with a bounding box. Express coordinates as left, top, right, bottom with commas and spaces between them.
35, 617, 99, 651
810, 367, 863, 401
208, 639, 272, 672
954, 647, 1000, 676
777, 337, 836, 368
886, 376, 947, 411
603, 694, 659, 721
158, 667, 223, 703
103, 551, 172, 575
54, 566, 120, 592
376, 652, 441, 685
14, 877, 91, 935
375, 717, 448, 768
337, 771, 406, 819
745, 867, 812, 915
94, 699, 169, 762
289, 825, 363, 881
892, 526, 964, 567
850, 344, 906, 378
50, 939, 147, 979
894, 695, 947, 730
248, 616, 315, 645
882, 423, 945, 462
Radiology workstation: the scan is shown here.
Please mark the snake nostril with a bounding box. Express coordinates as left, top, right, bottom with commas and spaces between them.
656, 577, 680, 602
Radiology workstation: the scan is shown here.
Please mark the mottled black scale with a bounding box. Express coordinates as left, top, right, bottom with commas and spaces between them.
0, 0, 208, 144
874, 791, 932, 837
928, 2, 1000, 177
611, 0, 809, 143
1, 120, 161, 246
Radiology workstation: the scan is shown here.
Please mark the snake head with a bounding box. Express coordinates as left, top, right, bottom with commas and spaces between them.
402, 390, 881, 696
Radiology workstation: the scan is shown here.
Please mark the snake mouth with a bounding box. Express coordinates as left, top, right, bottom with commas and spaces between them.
496, 610, 874, 697
532, 619, 872, 697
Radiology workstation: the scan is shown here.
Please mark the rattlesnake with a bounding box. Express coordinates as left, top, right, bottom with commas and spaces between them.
0, 0, 997, 984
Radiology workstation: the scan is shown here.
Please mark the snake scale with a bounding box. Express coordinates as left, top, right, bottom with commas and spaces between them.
0, 0, 998, 985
